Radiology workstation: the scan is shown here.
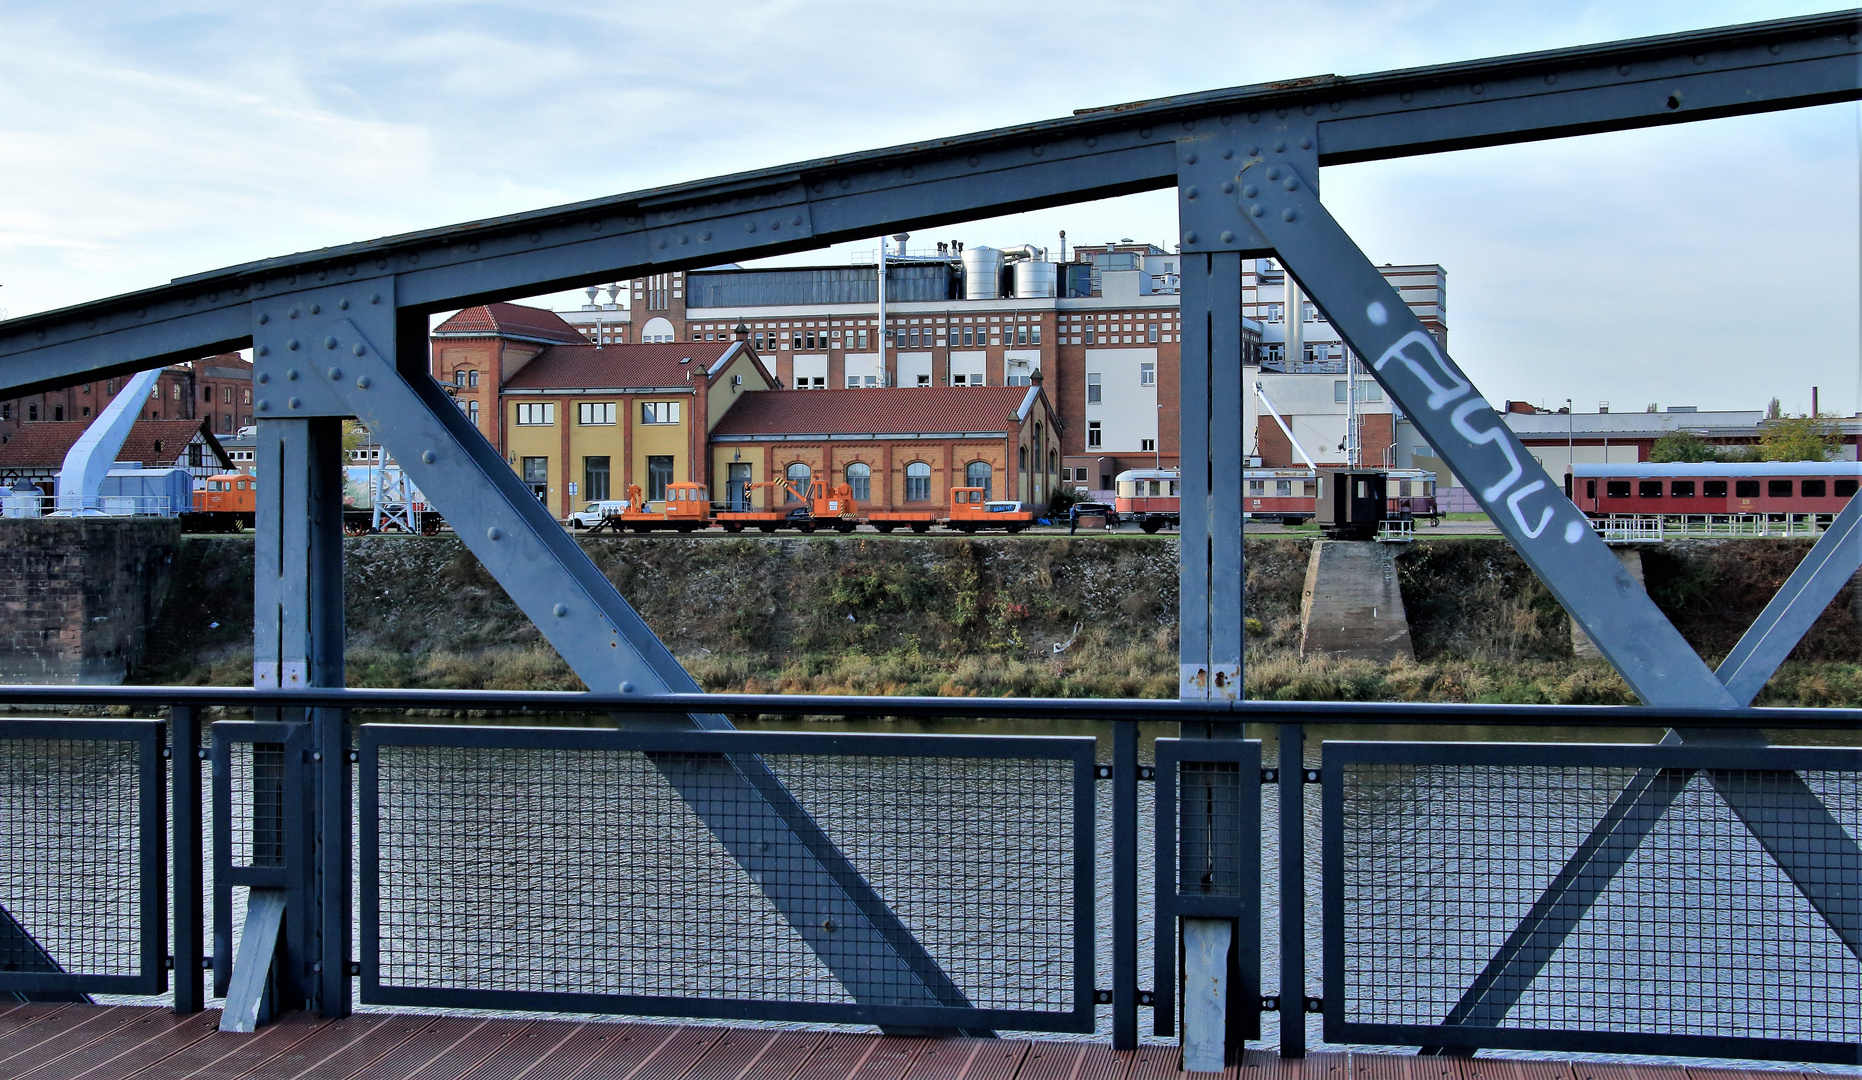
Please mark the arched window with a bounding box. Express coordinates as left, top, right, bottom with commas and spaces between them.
905, 461, 931, 502
1019, 445, 1028, 471
1048, 448, 1058, 474
785, 462, 811, 502
468, 370, 479, 388
453, 370, 467, 387
845, 462, 871, 502
966, 461, 992, 500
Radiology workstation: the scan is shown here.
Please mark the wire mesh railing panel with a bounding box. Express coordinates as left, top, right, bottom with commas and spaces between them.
227, 742, 286, 870
0, 721, 163, 994
1322, 742, 1862, 1063
361, 726, 1095, 1030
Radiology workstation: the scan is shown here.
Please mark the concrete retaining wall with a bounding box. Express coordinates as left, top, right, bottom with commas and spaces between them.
1299, 540, 1414, 662
0, 517, 180, 684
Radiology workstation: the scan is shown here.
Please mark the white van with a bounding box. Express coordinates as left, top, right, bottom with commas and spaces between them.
566, 500, 630, 529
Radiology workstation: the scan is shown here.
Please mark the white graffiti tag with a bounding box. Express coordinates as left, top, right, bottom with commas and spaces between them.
1373, 330, 1471, 411
1505, 479, 1556, 539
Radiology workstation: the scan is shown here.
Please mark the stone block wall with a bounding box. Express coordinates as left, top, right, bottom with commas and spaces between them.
0, 518, 180, 684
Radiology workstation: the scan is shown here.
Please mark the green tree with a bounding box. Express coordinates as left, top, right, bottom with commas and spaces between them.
342, 421, 371, 458
1647, 430, 1721, 463
1758, 415, 1840, 462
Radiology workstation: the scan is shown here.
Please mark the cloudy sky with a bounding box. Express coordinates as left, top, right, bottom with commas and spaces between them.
1, 1, 1855, 415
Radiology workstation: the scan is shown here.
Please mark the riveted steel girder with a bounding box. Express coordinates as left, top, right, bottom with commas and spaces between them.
0, 13, 1855, 397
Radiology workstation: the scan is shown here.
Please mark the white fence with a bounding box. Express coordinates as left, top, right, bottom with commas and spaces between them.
1595, 513, 1828, 543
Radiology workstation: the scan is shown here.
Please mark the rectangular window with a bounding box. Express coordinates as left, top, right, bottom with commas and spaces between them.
1801, 479, 1827, 498
1087, 421, 1102, 448
646, 456, 674, 502
1031, 326, 1041, 345
469, 371, 479, 388
522, 456, 548, 484
962, 327, 974, 347
1140, 363, 1155, 387
1638, 480, 1663, 498
1768, 479, 1793, 498
1248, 480, 1265, 495
1670, 480, 1696, 497
1334, 380, 1349, 403
1704, 479, 1728, 498
1141, 438, 1156, 452
1736, 479, 1761, 498
857, 329, 869, 349
515, 402, 555, 425
583, 456, 611, 501
243, 389, 252, 404
1606, 480, 1632, 499
641, 401, 681, 424
468, 400, 479, 424
1087, 373, 1101, 404
1016, 326, 1028, 346
578, 402, 617, 425
1147, 325, 1158, 343
1836, 478, 1858, 498
1084, 328, 1096, 345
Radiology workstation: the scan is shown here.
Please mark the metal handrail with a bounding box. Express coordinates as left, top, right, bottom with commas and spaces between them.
1, 683, 1858, 729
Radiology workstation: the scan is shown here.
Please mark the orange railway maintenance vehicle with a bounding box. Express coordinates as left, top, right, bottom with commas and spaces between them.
867, 488, 1036, 534
179, 473, 257, 532
716, 478, 858, 533
593, 483, 713, 533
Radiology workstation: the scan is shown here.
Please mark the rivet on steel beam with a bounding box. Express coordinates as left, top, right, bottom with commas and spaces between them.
1220, 181, 1234, 194
256, 345, 270, 357
1300, 136, 1313, 149
257, 400, 270, 412
1247, 112, 1259, 123
1222, 148, 1234, 159
407, 252, 420, 264
370, 293, 381, 304
1328, 102, 1341, 113
1399, 92, 1412, 103
589, 220, 602, 231
327, 367, 342, 380
286, 339, 299, 351
529, 232, 541, 242
967, 155, 980, 167
1184, 186, 1198, 200
352, 343, 366, 356
288, 307, 299, 319
355, 376, 370, 389
1283, 176, 1299, 190
553, 604, 568, 617
839, 176, 852, 187
1219, 113, 1231, 125
1272, 141, 1285, 153
338, 298, 349, 310
1275, 107, 1287, 119
745, 222, 757, 233
317, 270, 327, 281
657, 239, 668, 249
1085, 137, 1097, 147
700, 230, 712, 241
1470, 83, 1484, 95
1242, 184, 1258, 198
1767, 42, 1782, 55
286, 368, 298, 380
1266, 166, 1281, 181
257, 372, 269, 383
1181, 119, 1194, 131
1138, 127, 1151, 138
620, 681, 634, 692
1184, 152, 1198, 165
1246, 143, 1260, 155
310, 304, 321, 314
208, 292, 218, 302
487, 526, 503, 541
136, 308, 146, 318
345, 264, 356, 276
1031, 143, 1044, 156
1617, 64, 1630, 75
770, 220, 781, 230
1250, 205, 1264, 217
1302, 104, 1314, 115
287, 397, 301, 409
323, 337, 338, 349
1281, 208, 1297, 222
1545, 73, 1558, 85
1220, 231, 1235, 243
468, 242, 480, 252
791, 215, 803, 226
901, 167, 915, 178
1183, 231, 1198, 245
421, 450, 436, 464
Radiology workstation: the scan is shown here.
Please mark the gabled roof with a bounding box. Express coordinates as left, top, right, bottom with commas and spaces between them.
503, 341, 768, 391
0, 419, 230, 470
710, 386, 1043, 438
432, 303, 589, 344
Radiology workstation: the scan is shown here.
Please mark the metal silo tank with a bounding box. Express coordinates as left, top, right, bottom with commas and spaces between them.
961, 246, 1004, 300
1012, 260, 1057, 298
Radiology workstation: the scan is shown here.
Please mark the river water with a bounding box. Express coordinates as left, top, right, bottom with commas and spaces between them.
6, 712, 1856, 1071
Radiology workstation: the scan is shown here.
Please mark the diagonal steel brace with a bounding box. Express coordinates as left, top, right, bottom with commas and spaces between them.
1201, 133, 1862, 1034
248, 288, 973, 1019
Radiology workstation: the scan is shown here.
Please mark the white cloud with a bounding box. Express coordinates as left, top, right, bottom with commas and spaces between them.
0, 0, 1854, 412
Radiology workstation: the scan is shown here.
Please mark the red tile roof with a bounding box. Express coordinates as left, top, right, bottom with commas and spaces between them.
503, 341, 761, 390
710, 387, 1040, 437
0, 419, 229, 470
432, 303, 588, 343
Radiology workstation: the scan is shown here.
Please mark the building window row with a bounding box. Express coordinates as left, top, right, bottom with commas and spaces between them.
515, 402, 555, 426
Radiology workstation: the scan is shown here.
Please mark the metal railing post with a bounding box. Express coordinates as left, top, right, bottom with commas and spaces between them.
313, 706, 351, 1018
1279, 722, 1306, 1058
1112, 719, 1138, 1049
170, 704, 204, 1014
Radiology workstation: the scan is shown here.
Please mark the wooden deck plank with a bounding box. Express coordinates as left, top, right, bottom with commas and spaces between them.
1566, 1066, 1688, 1080
550, 1024, 683, 1080
124, 1011, 327, 1080
1072, 1045, 1132, 1080
728, 1031, 827, 1080
677, 1030, 783, 1080
787, 1034, 885, 1080
903, 1039, 1028, 1080
1234, 1050, 1349, 1080
484, 1023, 650, 1080
847, 1039, 924, 1080
1017, 1042, 1090, 1080
0, 1005, 78, 1045
587, 1026, 721, 1080
345, 1019, 520, 1080
457, 1023, 597, 1080
8, 1010, 209, 1080
1457, 1059, 1573, 1080
259, 1014, 440, 1080
384, 1019, 537, 1080
1123, 1046, 1177, 1080
0, 1005, 138, 1078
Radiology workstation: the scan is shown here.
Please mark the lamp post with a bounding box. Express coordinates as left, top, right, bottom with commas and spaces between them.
1566, 397, 1574, 496
1156, 403, 1163, 469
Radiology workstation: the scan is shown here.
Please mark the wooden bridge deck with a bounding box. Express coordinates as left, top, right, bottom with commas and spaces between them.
0, 1005, 1826, 1080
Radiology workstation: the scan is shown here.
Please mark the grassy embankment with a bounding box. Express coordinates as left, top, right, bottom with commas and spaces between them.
132, 534, 1862, 705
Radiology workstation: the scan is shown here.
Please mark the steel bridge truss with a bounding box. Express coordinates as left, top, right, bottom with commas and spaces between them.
0, 9, 1856, 1060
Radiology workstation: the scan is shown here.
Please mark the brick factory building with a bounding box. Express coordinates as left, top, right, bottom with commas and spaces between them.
0, 353, 254, 446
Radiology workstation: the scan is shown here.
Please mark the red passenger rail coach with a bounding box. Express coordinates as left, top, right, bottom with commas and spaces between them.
1114, 466, 1438, 531
1571, 462, 1860, 522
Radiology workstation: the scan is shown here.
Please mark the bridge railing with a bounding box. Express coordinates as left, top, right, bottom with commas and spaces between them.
0, 686, 1857, 1065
